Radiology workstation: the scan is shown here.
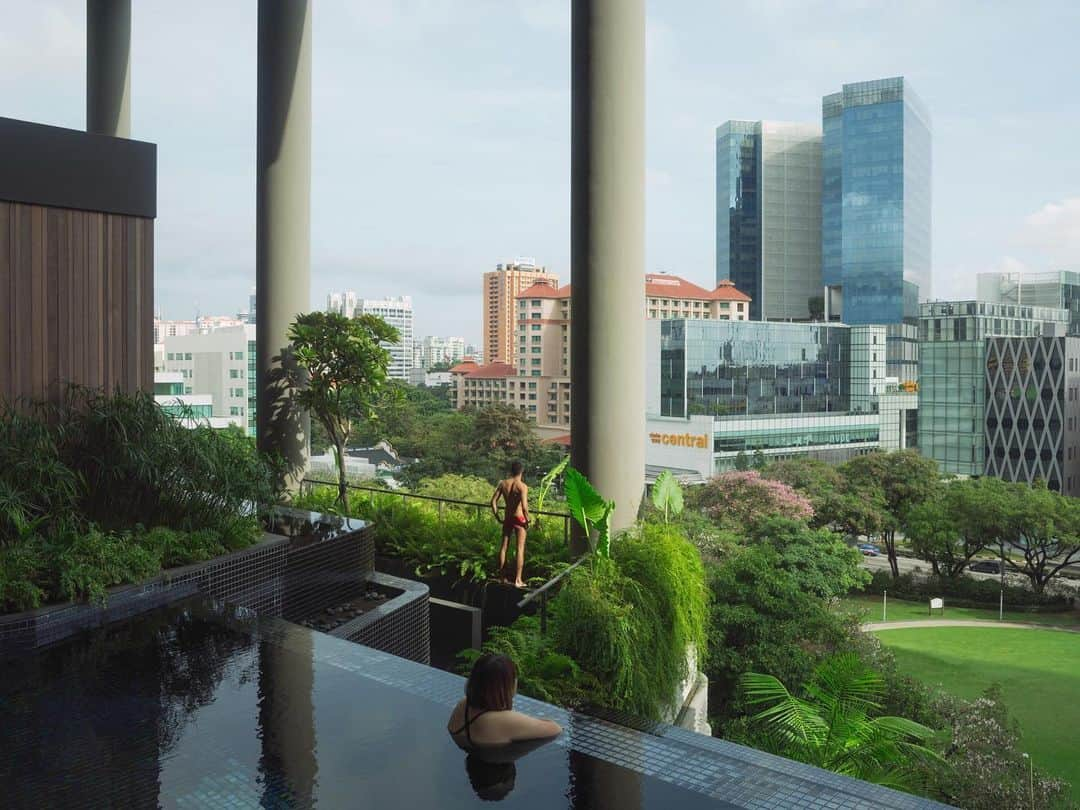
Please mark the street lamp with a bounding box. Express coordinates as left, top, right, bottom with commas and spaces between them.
1022, 752, 1033, 809
999, 539, 1005, 622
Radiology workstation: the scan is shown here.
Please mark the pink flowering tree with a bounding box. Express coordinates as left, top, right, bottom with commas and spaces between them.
693, 470, 814, 530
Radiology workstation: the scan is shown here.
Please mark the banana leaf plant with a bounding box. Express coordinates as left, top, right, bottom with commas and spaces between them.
563, 466, 615, 558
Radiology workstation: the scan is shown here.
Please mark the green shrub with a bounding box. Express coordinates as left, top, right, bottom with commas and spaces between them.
293, 483, 570, 584
52, 388, 279, 534
862, 570, 1072, 609
551, 524, 709, 720
0, 540, 47, 612
459, 616, 609, 708
0, 391, 274, 613
51, 524, 162, 605
412, 474, 494, 504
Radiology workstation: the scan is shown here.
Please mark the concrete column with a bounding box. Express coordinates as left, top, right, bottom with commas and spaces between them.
256, 0, 312, 486
86, 0, 131, 138
570, 0, 646, 545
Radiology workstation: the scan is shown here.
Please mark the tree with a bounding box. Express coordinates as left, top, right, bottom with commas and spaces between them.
350, 380, 448, 453
839, 451, 940, 577
734, 451, 750, 471
287, 312, 398, 509
905, 477, 1009, 578
1000, 481, 1080, 594
745, 516, 870, 601
739, 653, 940, 791
928, 686, 1070, 809
706, 546, 855, 721
751, 450, 767, 470
468, 403, 563, 483
762, 458, 845, 529
692, 470, 814, 531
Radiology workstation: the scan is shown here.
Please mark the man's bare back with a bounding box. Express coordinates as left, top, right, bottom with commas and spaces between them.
491, 464, 530, 587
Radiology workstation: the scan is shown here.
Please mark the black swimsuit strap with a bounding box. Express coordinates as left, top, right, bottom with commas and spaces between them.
451, 698, 489, 745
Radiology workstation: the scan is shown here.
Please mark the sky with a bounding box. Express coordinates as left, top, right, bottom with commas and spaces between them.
3, 1, 1080, 346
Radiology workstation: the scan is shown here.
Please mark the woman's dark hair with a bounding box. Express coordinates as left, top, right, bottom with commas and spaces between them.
466, 653, 517, 711
510, 460, 523, 477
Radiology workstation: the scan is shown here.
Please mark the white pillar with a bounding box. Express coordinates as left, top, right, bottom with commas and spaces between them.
570, 0, 646, 543
256, 0, 312, 485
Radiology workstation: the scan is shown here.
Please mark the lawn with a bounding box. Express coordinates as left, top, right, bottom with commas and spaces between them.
841, 594, 1080, 628
876, 626, 1080, 798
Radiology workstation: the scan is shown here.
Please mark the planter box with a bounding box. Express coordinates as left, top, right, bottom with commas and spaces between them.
375, 554, 535, 644
0, 517, 430, 664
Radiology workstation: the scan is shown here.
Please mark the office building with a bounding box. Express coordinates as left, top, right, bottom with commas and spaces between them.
482, 259, 558, 365
985, 335, 1080, 495
822, 77, 931, 380
918, 300, 1068, 476
452, 275, 751, 435
162, 325, 257, 435
716, 121, 822, 321
645, 319, 914, 478
977, 269, 1080, 335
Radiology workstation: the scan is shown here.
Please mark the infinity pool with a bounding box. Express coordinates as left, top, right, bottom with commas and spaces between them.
0, 597, 732, 808
1, 596, 951, 809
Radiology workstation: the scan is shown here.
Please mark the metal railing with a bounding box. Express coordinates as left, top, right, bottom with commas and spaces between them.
299, 478, 573, 545
517, 553, 590, 634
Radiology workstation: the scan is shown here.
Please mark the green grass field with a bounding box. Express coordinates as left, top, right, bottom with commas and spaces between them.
841, 594, 1080, 628
876, 626, 1080, 797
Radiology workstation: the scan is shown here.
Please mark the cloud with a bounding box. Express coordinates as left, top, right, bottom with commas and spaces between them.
994, 255, 1030, 275
1020, 198, 1080, 263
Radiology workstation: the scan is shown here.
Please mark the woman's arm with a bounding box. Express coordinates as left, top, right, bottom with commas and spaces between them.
504, 711, 561, 742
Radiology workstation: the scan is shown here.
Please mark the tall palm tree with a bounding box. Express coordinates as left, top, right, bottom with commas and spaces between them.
739, 654, 941, 792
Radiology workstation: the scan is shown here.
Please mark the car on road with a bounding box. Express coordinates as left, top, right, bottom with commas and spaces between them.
969, 560, 1002, 574
858, 543, 880, 557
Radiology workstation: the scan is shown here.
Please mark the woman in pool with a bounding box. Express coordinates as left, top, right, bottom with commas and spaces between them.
448, 654, 562, 751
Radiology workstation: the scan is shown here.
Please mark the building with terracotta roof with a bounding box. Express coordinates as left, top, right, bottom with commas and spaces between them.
456, 274, 752, 434
482, 259, 558, 367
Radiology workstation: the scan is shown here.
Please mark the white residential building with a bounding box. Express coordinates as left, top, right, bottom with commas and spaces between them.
418, 335, 466, 369
327, 293, 415, 381
162, 324, 257, 435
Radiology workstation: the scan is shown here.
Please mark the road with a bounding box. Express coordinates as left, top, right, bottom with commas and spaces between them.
859, 552, 1033, 585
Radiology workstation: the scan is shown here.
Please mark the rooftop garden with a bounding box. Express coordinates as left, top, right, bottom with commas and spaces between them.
0, 388, 279, 612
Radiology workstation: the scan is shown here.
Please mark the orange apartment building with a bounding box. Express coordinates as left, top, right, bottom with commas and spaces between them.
453, 274, 751, 436
481, 259, 559, 366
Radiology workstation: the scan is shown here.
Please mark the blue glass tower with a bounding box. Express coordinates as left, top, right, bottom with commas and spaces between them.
717, 121, 823, 322
822, 77, 931, 379
716, 121, 761, 318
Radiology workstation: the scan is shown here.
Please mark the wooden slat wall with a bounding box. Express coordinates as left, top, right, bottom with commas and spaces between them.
0, 200, 153, 405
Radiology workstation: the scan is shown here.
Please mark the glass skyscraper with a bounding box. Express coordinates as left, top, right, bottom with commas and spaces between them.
716, 121, 822, 322
822, 77, 931, 379
917, 300, 1067, 476
658, 320, 852, 418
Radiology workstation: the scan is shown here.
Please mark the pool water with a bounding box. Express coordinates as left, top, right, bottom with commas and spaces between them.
0, 597, 734, 809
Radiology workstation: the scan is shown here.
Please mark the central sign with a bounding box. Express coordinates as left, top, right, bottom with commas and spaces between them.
649, 432, 709, 449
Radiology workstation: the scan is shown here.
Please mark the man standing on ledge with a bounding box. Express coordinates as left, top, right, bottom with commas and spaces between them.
491, 461, 530, 588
